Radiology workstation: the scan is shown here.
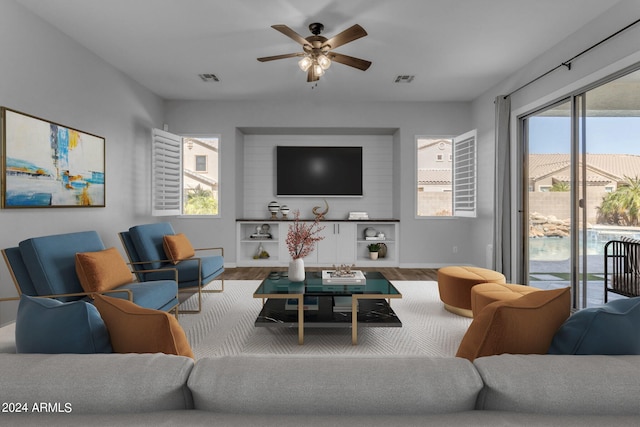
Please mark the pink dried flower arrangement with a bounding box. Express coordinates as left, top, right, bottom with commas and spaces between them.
286, 210, 325, 259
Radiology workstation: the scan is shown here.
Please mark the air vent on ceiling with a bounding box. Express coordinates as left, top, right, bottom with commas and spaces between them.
199, 74, 220, 82
395, 75, 415, 83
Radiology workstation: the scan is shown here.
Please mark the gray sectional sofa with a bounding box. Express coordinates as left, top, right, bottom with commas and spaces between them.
1, 353, 639, 426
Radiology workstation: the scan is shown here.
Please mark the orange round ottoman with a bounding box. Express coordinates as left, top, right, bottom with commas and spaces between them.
437, 266, 506, 317
471, 282, 541, 317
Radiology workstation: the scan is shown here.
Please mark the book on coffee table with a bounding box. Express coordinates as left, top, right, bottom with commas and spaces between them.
333, 296, 358, 313
285, 296, 319, 311
322, 270, 366, 285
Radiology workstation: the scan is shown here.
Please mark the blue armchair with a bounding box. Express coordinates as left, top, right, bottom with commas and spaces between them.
2, 231, 179, 313
119, 222, 224, 313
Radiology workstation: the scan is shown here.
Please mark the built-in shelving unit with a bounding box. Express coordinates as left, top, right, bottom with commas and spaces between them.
236, 220, 399, 267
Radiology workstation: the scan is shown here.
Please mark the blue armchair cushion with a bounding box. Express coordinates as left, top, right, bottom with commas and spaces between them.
142, 255, 224, 288
549, 297, 640, 355
129, 223, 175, 269
18, 231, 106, 301
108, 280, 179, 312
3, 247, 38, 296
16, 295, 112, 354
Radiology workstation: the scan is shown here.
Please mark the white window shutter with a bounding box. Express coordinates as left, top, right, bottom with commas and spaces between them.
152, 128, 182, 216
453, 130, 477, 217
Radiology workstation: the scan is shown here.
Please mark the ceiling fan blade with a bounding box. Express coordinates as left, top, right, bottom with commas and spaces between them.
271, 25, 311, 47
328, 52, 372, 71
257, 53, 305, 62
324, 24, 367, 50
307, 68, 319, 82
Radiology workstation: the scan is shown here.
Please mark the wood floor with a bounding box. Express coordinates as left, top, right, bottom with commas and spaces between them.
224, 267, 439, 281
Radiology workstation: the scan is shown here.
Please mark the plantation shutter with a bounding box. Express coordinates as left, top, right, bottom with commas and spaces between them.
453, 130, 477, 217
152, 128, 182, 216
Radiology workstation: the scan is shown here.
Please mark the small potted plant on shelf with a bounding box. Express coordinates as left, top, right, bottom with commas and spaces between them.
367, 243, 381, 260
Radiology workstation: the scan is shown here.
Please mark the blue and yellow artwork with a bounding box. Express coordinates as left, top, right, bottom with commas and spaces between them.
2, 108, 105, 207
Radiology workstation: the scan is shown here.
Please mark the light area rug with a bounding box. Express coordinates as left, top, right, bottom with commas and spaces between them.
178, 281, 472, 359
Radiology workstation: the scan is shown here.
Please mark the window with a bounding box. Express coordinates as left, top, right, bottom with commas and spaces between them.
416, 130, 476, 217
194, 155, 208, 172
152, 129, 220, 216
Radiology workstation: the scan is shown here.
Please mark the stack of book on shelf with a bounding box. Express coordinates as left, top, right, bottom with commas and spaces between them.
285, 296, 319, 311
333, 296, 358, 313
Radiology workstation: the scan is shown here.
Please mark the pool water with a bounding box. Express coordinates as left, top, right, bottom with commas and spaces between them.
528, 237, 605, 261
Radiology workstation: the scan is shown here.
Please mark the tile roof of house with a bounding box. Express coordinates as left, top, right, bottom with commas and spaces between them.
529, 153, 640, 183
418, 154, 640, 187
418, 169, 451, 185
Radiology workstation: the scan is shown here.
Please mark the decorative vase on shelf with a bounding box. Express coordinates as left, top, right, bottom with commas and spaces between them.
288, 258, 305, 282
268, 201, 280, 219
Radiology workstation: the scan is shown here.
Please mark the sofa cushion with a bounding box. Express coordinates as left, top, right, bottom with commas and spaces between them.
129, 222, 175, 269
18, 231, 106, 301
75, 247, 133, 293
188, 355, 483, 415
163, 233, 195, 264
474, 354, 640, 416
456, 287, 570, 361
15, 295, 112, 354
0, 353, 194, 414
93, 294, 193, 359
548, 297, 640, 355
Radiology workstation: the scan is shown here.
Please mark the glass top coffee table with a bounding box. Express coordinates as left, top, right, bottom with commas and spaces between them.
253, 271, 402, 345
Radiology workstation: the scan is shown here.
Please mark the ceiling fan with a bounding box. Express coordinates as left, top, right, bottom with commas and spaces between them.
257, 22, 372, 82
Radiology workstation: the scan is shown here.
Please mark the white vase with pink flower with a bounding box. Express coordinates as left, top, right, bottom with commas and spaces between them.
286, 210, 325, 283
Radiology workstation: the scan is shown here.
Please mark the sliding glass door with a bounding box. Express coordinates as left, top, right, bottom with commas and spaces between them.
522, 67, 640, 309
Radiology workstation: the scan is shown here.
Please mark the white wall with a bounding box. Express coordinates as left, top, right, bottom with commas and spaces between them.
242, 134, 394, 219
470, 0, 640, 276
0, 1, 164, 325
163, 100, 473, 268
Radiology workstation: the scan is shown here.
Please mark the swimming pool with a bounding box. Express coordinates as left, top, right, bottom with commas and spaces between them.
529, 227, 640, 261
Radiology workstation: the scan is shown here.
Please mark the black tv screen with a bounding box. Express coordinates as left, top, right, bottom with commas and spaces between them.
276, 146, 363, 197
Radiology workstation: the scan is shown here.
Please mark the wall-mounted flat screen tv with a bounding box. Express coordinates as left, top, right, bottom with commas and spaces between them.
276, 146, 363, 197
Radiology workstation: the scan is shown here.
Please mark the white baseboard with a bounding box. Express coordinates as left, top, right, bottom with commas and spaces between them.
398, 262, 478, 269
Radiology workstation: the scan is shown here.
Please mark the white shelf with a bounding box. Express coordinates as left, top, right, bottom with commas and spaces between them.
236, 220, 398, 267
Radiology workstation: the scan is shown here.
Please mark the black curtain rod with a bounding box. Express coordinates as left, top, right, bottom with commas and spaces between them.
506, 17, 640, 98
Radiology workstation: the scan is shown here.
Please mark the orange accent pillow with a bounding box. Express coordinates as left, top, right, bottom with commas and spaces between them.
456, 287, 570, 362
93, 294, 194, 359
75, 247, 133, 293
163, 233, 195, 265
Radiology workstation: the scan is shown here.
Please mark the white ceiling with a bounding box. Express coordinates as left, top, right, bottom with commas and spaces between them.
15, 0, 621, 102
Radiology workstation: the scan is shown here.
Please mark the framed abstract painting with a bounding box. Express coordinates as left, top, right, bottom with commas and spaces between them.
1, 108, 105, 208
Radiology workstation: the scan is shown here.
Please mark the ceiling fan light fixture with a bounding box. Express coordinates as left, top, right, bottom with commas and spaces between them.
317, 54, 331, 70
298, 56, 312, 71
258, 22, 370, 82
312, 63, 325, 77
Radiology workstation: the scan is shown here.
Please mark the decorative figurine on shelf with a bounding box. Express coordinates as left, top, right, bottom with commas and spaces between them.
253, 243, 270, 259
280, 205, 290, 219
268, 201, 280, 219
312, 199, 329, 221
